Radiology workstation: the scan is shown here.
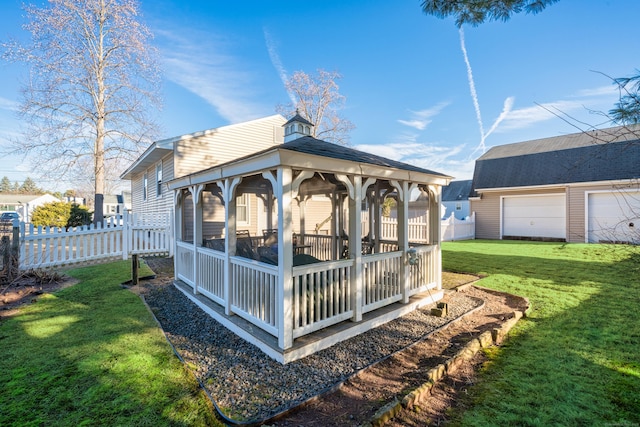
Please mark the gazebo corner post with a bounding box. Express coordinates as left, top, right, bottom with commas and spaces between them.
222, 178, 240, 316
349, 175, 363, 322
190, 184, 204, 295
429, 185, 443, 291
173, 190, 182, 282
277, 167, 294, 350
398, 181, 411, 304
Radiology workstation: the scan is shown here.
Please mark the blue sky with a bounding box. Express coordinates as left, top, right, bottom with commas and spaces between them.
0, 0, 638, 192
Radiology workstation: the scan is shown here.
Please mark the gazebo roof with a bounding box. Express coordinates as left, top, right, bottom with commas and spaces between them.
168, 136, 452, 190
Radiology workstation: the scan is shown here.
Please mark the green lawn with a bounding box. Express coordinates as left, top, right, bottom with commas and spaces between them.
0, 260, 221, 427
442, 240, 640, 426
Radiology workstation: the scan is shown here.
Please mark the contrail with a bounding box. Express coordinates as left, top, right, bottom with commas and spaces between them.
263, 27, 297, 105
485, 96, 514, 140
459, 27, 485, 151
460, 28, 514, 157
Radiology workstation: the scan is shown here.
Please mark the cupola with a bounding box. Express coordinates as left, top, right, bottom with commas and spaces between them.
283, 110, 314, 142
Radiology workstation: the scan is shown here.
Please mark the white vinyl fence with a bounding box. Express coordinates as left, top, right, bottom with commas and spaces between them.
440, 212, 475, 241
19, 211, 173, 270
372, 212, 475, 242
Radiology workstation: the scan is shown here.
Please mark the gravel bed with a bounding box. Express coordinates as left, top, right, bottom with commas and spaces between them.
144, 284, 481, 423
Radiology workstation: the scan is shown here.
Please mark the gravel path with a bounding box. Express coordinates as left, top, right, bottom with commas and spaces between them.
142, 278, 482, 424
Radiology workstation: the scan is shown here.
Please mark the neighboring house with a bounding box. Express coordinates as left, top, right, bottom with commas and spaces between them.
0, 193, 61, 223
470, 125, 640, 244
156, 113, 451, 363
441, 180, 472, 220
120, 115, 287, 223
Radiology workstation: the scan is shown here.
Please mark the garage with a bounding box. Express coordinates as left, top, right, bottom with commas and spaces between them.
587, 191, 640, 244
502, 194, 566, 240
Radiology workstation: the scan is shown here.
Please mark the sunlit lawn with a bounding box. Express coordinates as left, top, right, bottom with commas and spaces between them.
0, 260, 222, 426
442, 240, 640, 426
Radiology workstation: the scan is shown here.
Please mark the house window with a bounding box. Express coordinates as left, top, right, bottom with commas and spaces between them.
143, 173, 148, 201
156, 163, 163, 197
456, 203, 462, 211
236, 193, 249, 225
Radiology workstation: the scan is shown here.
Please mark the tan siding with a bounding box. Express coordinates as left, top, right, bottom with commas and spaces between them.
130, 153, 174, 216
566, 182, 634, 243
292, 197, 333, 234
202, 191, 225, 239
174, 115, 285, 178
566, 185, 585, 243
471, 193, 501, 239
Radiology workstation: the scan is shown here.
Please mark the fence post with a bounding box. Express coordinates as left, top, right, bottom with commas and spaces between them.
132, 254, 139, 286
1, 236, 9, 277
9, 220, 20, 278
122, 210, 129, 260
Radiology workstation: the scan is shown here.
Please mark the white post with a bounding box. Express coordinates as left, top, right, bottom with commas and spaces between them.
122, 210, 129, 260
349, 175, 363, 322
221, 178, 240, 316
191, 184, 204, 295
450, 212, 456, 241
397, 181, 410, 303
430, 186, 443, 291
173, 190, 182, 282
277, 167, 294, 350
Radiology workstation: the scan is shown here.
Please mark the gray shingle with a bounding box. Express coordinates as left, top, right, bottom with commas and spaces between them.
281, 136, 450, 177
472, 126, 640, 191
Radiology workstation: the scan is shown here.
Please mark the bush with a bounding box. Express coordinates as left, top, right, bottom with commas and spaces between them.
31, 201, 92, 229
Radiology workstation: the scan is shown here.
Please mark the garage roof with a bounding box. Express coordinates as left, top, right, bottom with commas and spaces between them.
471, 125, 640, 192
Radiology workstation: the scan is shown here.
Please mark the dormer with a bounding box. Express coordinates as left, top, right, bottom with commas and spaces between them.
283, 110, 314, 142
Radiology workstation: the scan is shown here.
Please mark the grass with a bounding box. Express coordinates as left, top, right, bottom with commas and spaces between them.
0, 260, 222, 427
442, 240, 640, 426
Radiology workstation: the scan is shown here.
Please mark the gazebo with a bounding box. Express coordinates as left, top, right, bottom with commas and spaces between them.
169, 115, 452, 363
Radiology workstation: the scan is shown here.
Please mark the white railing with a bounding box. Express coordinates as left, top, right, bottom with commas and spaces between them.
298, 234, 334, 260
440, 212, 475, 241
19, 211, 173, 270
196, 247, 225, 304
231, 256, 279, 337
175, 241, 194, 286
292, 259, 353, 338
362, 251, 404, 313
408, 244, 437, 295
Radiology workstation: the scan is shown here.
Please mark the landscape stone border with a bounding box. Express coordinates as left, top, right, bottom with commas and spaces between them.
363, 286, 529, 427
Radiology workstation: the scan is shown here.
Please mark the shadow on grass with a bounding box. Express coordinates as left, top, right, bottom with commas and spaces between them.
442, 242, 640, 426
0, 260, 217, 427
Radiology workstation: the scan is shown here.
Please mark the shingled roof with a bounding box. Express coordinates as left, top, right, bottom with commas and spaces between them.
442, 180, 472, 201
471, 126, 640, 192
281, 136, 450, 178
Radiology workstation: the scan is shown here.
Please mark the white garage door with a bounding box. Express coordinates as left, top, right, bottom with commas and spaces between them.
587, 191, 640, 244
502, 195, 566, 239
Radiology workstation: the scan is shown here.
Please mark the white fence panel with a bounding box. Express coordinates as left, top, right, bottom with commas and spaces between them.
363, 212, 475, 243
18, 211, 173, 270
440, 212, 475, 241
20, 221, 124, 269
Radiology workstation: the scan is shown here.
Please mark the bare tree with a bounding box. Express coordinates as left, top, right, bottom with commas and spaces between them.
277, 69, 355, 146
2, 0, 160, 222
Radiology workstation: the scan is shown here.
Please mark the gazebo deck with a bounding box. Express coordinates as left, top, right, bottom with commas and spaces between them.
173, 279, 444, 364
